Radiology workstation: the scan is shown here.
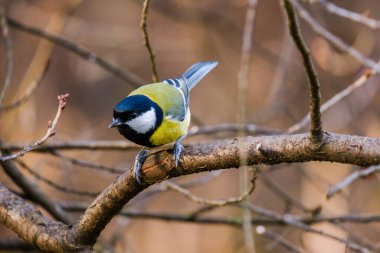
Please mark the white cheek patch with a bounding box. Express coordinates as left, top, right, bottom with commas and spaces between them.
126, 107, 156, 134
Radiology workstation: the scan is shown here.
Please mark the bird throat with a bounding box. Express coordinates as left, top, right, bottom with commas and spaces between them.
117, 106, 163, 147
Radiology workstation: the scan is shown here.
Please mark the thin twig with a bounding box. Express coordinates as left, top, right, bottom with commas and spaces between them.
7, 18, 144, 87
0, 159, 73, 224
129, 171, 222, 206
287, 68, 375, 133
16, 160, 99, 197
163, 171, 256, 206
0, 52, 50, 112
0, 123, 282, 153
327, 164, 380, 199
67, 199, 374, 253
245, 203, 371, 253
51, 150, 125, 174
1, 13, 56, 113
0, 10, 13, 106
0, 79, 39, 111
1, 140, 140, 152
292, 0, 380, 74
63, 201, 380, 226
187, 123, 281, 136
259, 169, 321, 214
283, 0, 323, 144
258, 19, 294, 122
0, 94, 69, 162
238, 0, 258, 251
140, 0, 159, 82
317, 0, 380, 30
256, 226, 305, 253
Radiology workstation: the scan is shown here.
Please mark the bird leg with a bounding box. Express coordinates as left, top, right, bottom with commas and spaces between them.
134, 147, 149, 185
174, 135, 186, 167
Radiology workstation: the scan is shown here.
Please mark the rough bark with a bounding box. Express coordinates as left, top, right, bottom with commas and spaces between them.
0, 132, 379, 252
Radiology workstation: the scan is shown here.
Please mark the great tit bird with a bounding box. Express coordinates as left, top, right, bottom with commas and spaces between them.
109, 61, 218, 184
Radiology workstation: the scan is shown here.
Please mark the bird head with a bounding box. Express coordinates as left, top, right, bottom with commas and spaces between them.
109, 95, 163, 136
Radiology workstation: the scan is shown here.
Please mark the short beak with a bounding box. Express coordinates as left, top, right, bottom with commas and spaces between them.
108, 118, 123, 128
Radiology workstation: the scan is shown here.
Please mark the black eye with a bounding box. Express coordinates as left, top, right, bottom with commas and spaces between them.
130, 112, 138, 119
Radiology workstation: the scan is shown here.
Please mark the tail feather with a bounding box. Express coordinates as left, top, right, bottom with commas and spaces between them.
182, 61, 218, 90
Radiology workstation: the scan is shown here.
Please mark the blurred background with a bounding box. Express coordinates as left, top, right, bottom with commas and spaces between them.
1, 0, 380, 252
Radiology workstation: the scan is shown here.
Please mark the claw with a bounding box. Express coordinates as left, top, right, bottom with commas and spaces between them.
174, 135, 186, 167
134, 148, 149, 185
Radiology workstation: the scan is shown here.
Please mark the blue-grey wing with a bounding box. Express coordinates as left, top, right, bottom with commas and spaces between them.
163, 78, 189, 121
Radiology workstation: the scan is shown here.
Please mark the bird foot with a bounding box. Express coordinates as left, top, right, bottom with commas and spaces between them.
134, 148, 149, 185
174, 135, 186, 167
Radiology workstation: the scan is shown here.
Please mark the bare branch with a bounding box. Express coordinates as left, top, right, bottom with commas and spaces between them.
1, 140, 140, 152
0, 94, 69, 162
0, 12, 54, 113
256, 226, 305, 253
0, 77, 40, 112
130, 171, 222, 205
0, 159, 74, 224
140, 0, 159, 82
283, 0, 323, 144
245, 203, 370, 253
238, 0, 257, 129
0, 123, 282, 153
317, 0, 380, 30
292, 0, 380, 75
17, 160, 99, 197
1, 133, 380, 251
7, 18, 144, 87
287, 68, 375, 133
238, 1, 258, 250
259, 169, 321, 214
0, 184, 82, 253
327, 164, 380, 199
69, 132, 380, 247
139, 133, 380, 185
162, 171, 255, 206
188, 123, 281, 136
51, 150, 124, 174
63, 201, 380, 226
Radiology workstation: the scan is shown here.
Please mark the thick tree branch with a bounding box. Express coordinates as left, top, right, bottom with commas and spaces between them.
70, 132, 380, 247
0, 184, 75, 253
0, 133, 380, 251
139, 133, 380, 184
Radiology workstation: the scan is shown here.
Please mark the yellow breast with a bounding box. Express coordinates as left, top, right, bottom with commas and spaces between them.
149, 109, 191, 146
